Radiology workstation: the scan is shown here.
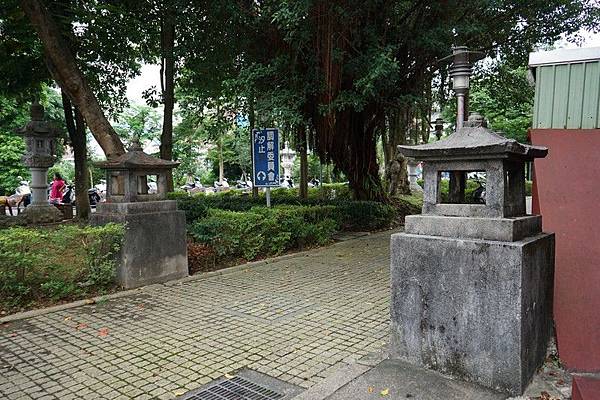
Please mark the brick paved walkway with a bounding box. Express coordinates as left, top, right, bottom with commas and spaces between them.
0, 231, 393, 400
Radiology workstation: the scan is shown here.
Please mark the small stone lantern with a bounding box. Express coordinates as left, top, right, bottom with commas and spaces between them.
15, 100, 62, 223
96, 139, 178, 203
390, 113, 555, 395
91, 140, 188, 288
434, 117, 444, 140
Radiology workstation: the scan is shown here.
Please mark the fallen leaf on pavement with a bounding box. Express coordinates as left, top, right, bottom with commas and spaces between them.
224, 373, 234, 379
84, 299, 96, 305
173, 389, 187, 396
380, 388, 389, 396
64, 316, 72, 321
76, 323, 88, 330
367, 386, 374, 393
98, 328, 109, 337
540, 391, 553, 400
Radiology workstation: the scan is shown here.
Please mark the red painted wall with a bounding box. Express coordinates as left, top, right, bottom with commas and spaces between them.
572, 376, 600, 400
530, 129, 600, 372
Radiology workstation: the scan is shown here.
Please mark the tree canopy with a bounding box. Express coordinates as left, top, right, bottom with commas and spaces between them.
2, 0, 599, 200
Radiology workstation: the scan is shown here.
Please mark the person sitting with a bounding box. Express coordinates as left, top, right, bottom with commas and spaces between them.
49, 173, 66, 205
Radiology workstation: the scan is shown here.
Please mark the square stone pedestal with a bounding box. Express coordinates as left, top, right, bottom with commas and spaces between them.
390, 232, 554, 395
91, 200, 188, 288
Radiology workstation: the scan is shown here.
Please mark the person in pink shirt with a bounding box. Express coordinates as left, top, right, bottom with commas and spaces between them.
49, 173, 66, 204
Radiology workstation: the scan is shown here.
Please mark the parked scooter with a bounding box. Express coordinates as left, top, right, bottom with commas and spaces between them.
280, 176, 294, 189
62, 185, 75, 205
236, 181, 251, 191
181, 180, 204, 194
308, 178, 321, 188
88, 188, 102, 206
213, 178, 230, 192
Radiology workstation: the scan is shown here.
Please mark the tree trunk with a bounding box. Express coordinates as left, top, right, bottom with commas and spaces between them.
20, 0, 125, 160
160, 4, 175, 191
61, 91, 91, 219
218, 136, 224, 184
384, 108, 407, 169
298, 126, 308, 200
249, 98, 259, 198
73, 109, 91, 219
333, 108, 386, 202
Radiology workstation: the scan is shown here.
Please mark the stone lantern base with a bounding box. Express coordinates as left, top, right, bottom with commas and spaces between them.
91, 200, 188, 289
23, 204, 63, 225
390, 228, 554, 395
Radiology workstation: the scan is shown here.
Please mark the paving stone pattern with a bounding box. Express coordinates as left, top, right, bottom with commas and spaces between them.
0, 231, 392, 399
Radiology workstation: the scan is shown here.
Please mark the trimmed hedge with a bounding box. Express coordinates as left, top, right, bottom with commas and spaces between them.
174, 184, 416, 263
189, 206, 338, 260
170, 187, 397, 231
188, 200, 398, 261
174, 194, 398, 231
0, 223, 124, 311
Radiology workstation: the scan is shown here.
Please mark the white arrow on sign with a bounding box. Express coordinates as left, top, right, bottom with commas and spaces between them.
257, 171, 266, 181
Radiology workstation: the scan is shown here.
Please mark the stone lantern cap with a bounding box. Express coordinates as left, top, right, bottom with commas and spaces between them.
96, 140, 179, 170
397, 113, 547, 162
15, 101, 60, 169
15, 101, 58, 138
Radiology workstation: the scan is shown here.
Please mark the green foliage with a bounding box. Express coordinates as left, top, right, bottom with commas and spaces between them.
189, 206, 338, 260
443, 63, 535, 142
169, 183, 355, 215
0, 223, 124, 311
169, 184, 398, 231
0, 96, 29, 194
172, 193, 210, 221
48, 160, 75, 184
114, 105, 162, 145
177, 182, 401, 261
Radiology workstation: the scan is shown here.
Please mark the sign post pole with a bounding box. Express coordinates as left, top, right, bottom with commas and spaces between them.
252, 128, 280, 208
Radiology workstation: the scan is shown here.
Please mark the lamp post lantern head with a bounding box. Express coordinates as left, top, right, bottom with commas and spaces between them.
449, 46, 472, 91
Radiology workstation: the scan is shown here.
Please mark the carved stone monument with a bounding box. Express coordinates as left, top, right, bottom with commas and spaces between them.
91, 140, 188, 288
390, 113, 555, 395
15, 101, 62, 224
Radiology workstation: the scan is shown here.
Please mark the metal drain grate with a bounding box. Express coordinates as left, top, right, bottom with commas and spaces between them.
183, 376, 284, 400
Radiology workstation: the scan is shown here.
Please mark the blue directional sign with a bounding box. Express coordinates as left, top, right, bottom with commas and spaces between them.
252, 128, 280, 187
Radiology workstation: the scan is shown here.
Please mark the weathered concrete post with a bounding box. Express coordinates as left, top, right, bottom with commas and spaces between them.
91, 140, 188, 288
390, 113, 555, 395
15, 101, 62, 224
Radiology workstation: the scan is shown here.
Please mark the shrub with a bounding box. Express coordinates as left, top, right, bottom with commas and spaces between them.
189, 206, 339, 261
170, 187, 398, 232
0, 223, 124, 311
332, 201, 397, 231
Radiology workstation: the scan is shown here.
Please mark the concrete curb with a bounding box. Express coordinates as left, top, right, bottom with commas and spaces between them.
0, 231, 385, 324
291, 351, 389, 400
